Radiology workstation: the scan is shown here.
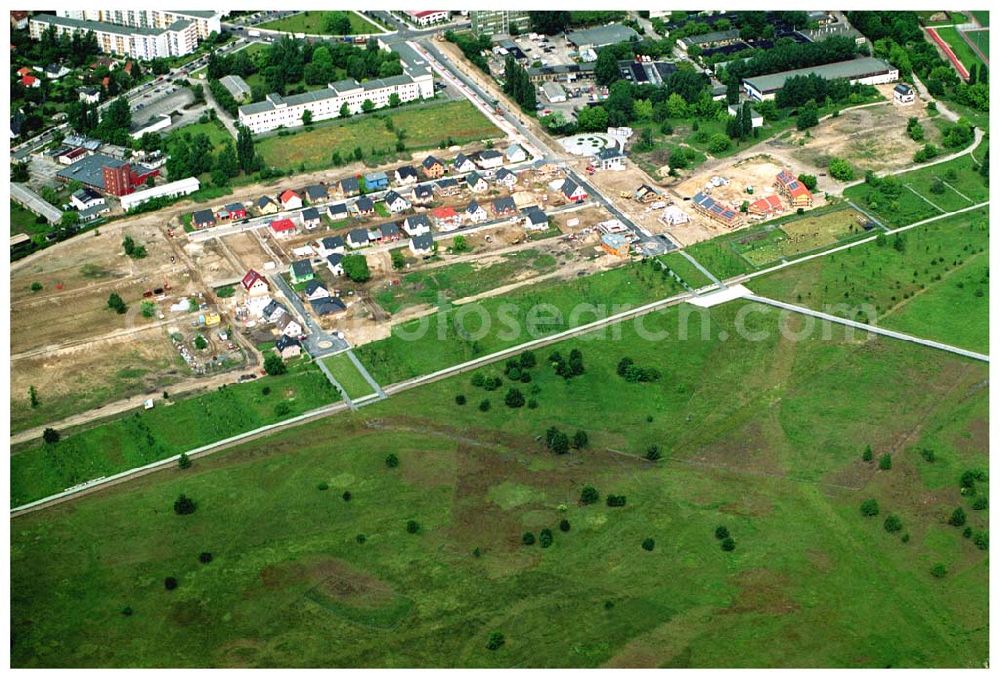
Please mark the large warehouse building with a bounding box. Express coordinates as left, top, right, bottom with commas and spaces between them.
743, 57, 899, 101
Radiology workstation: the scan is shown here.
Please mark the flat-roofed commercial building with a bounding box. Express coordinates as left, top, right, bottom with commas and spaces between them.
743, 57, 899, 101
30, 13, 197, 59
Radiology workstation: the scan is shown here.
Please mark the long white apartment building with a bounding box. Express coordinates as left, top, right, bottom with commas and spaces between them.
238, 42, 434, 135
55, 10, 222, 40
30, 13, 198, 59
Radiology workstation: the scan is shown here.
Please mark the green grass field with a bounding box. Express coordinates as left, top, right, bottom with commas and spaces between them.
935, 26, 988, 72
731, 205, 871, 267
971, 11, 990, 27
843, 151, 988, 227
10, 301, 988, 667
656, 252, 713, 288
258, 10, 382, 35
356, 261, 687, 386
10, 200, 49, 239
256, 101, 500, 172
323, 353, 376, 400
917, 11, 969, 26
375, 250, 560, 314
11, 362, 341, 507
752, 208, 989, 352
963, 28, 990, 59
166, 118, 234, 153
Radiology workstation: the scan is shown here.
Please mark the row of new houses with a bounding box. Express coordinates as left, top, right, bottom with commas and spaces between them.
691, 169, 815, 228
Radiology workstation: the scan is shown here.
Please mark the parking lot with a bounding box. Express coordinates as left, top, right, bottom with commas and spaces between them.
131, 84, 196, 126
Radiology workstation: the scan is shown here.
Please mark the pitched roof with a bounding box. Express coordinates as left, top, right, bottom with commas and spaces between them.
326, 252, 344, 267
466, 201, 483, 214
561, 178, 582, 197
279, 189, 300, 203
431, 206, 457, 219
396, 165, 418, 179
422, 155, 442, 169
302, 207, 321, 221
356, 196, 374, 211
492, 196, 516, 212
310, 296, 347, 315
341, 176, 360, 191
414, 183, 434, 198
303, 279, 327, 295
290, 259, 314, 277
256, 195, 275, 208
192, 209, 215, 224
241, 269, 266, 290
348, 228, 370, 243
304, 184, 327, 200
327, 203, 348, 216
524, 207, 548, 225
275, 334, 301, 351
411, 233, 435, 250
322, 235, 345, 250
466, 171, 485, 186
270, 218, 296, 232
384, 190, 407, 205
406, 214, 432, 228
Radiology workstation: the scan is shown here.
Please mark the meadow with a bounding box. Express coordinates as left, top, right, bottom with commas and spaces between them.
323, 353, 377, 400
256, 101, 500, 172
11, 301, 988, 668
11, 362, 341, 507
258, 11, 382, 35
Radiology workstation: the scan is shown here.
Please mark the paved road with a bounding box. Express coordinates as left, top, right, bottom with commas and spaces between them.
267, 272, 348, 355
744, 294, 989, 363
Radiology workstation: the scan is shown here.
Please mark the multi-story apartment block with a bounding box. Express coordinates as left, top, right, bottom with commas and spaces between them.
470, 11, 531, 36
29, 13, 198, 59
55, 10, 222, 40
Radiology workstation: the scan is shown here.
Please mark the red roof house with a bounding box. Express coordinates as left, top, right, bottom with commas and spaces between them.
278, 189, 302, 210
270, 218, 297, 237
240, 269, 269, 297
20, 74, 40, 88
431, 205, 462, 230
774, 170, 813, 207
16, 66, 32, 77
748, 194, 783, 217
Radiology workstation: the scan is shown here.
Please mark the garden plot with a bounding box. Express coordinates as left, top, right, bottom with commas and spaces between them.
734, 205, 870, 267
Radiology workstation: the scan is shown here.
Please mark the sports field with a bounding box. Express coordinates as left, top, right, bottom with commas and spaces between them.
258, 11, 383, 35
256, 101, 500, 172
935, 26, 988, 72
11, 301, 988, 667
323, 353, 376, 400
963, 28, 990, 59
752, 208, 989, 352
843, 151, 988, 227
10, 362, 341, 507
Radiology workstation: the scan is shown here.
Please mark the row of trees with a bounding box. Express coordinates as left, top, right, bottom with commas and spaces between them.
501, 56, 536, 113
721, 36, 862, 84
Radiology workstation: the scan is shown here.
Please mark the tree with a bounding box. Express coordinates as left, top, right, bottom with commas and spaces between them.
559, 519, 571, 532
641, 538, 655, 551
529, 11, 571, 35
479, 399, 491, 412
595, 48, 621, 86
522, 531, 536, 545
580, 486, 599, 505
576, 105, 609, 132
178, 452, 192, 469
324, 11, 352, 35
342, 254, 371, 282
29, 385, 39, 408
385, 453, 400, 468
715, 526, 730, 540
164, 577, 178, 590
539, 528, 553, 548
606, 494, 627, 507
645, 445, 662, 461
194, 335, 208, 350
406, 520, 420, 534
42, 427, 60, 445
264, 353, 287, 376
796, 102, 819, 130
199, 552, 213, 564
930, 563, 947, 578
504, 388, 525, 408
339, 102, 351, 119
301, 110, 313, 126
883, 514, 902, 533
122, 235, 147, 259
572, 430, 589, 449
173, 494, 196, 515
362, 99, 375, 113
860, 498, 880, 516
948, 507, 966, 527
486, 632, 506, 650
878, 453, 892, 470
721, 537, 736, 551
828, 157, 854, 181
107, 292, 128, 314
236, 125, 259, 174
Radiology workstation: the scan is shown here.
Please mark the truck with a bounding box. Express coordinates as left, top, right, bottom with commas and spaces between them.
247, 29, 260, 37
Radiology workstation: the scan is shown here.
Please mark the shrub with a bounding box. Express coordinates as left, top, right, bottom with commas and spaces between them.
522, 531, 536, 545
641, 538, 655, 551
861, 445, 873, 462
30, 281, 43, 292
580, 486, 600, 505
645, 445, 662, 461
406, 520, 420, 534
504, 388, 525, 408
572, 430, 589, 449
715, 526, 730, 540
606, 494, 627, 507
356, 534, 367, 544
930, 563, 947, 578
559, 519, 571, 532
948, 507, 966, 527
173, 494, 196, 515
963, 527, 973, 538
455, 394, 467, 405
198, 552, 213, 564
883, 514, 903, 533
973, 531, 988, 551
878, 453, 892, 470
263, 353, 287, 376
385, 453, 400, 468
920, 448, 936, 463
164, 577, 178, 591
519, 351, 536, 368
178, 452, 192, 469
121, 606, 133, 616
828, 157, 854, 181
486, 632, 506, 650
860, 499, 880, 516
539, 528, 554, 548
342, 491, 352, 502
972, 496, 988, 511
262, 386, 271, 396
720, 537, 736, 551
478, 399, 491, 412
317, 482, 329, 491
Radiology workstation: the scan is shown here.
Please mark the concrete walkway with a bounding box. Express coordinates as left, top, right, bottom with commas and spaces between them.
743, 294, 988, 363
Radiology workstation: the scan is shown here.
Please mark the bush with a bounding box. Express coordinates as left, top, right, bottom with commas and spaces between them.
121, 606, 133, 616
356, 534, 367, 544
198, 552, 213, 564
580, 486, 599, 505
539, 528, 554, 548
478, 399, 491, 412
948, 507, 966, 527
797, 173, 818, 190
883, 514, 903, 533
486, 632, 505, 650
973, 531, 988, 551
878, 453, 892, 470
342, 491, 352, 502
861, 445, 873, 462
522, 531, 536, 545
606, 494, 627, 507
504, 388, 525, 408
42, 427, 60, 445
642, 538, 655, 551
572, 430, 589, 449
860, 499, 880, 516
559, 519, 571, 532
178, 452, 192, 469
963, 527, 973, 538
645, 444, 662, 461
164, 577, 178, 591
930, 563, 947, 578
173, 494, 196, 515
715, 525, 730, 540
720, 537, 736, 552
920, 448, 936, 463
406, 520, 420, 534
455, 394, 466, 405
828, 157, 855, 181
972, 496, 988, 511
317, 482, 329, 490
385, 453, 400, 468
263, 353, 287, 376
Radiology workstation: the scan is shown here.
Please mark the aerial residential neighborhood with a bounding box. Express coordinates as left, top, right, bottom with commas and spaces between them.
8, 6, 991, 671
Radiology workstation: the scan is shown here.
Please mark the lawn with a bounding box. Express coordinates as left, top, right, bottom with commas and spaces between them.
356, 261, 687, 386
10, 200, 49, 239
843, 150, 988, 227
166, 118, 234, 153
751, 208, 989, 352
656, 252, 713, 289
258, 10, 382, 35
10, 301, 988, 667
323, 353, 376, 400
374, 249, 560, 315
934, 26, 988, 72
971, 11, 989, 27
681, 236, 755, 281
963, 28, 990, 59
256, 100, 501, 172
10, 361, 341, 507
